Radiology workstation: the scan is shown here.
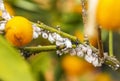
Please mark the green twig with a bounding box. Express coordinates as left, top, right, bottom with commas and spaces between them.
23, 45, 76, 53
109, 31, 113, 56
23, 45, 57, 53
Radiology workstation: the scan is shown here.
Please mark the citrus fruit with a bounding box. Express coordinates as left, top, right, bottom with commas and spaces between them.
0, 2, 15, 16
61, 55, 95, 76
96, 0, 120, 30
5, 16, 33, 47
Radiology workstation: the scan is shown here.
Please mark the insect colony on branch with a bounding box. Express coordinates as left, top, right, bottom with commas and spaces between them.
0, 0, 120, 70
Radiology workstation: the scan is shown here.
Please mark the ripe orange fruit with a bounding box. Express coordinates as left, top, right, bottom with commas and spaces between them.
0, 2, 15, 16
5, 16, 33, 47
61, 55, 95, 76
96, 0, 120, 30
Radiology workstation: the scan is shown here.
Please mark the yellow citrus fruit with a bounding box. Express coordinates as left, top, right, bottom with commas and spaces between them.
0, 2, 15, 16
5, 16, 33, 47
96, 0, 120, 30
95, 73, 112, 81
74, 30, 97, 47
61, 55, 95, 76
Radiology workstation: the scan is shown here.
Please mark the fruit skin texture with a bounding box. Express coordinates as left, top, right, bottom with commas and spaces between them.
96, 0, 120, 30
5, 16, 33, 47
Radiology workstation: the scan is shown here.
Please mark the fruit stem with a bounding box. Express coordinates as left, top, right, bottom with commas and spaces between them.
109, 31, 113, 56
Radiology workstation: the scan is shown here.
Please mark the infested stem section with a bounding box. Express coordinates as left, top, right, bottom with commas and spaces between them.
35, 22, 78, 42
105, 56, 120, 71
23, 45, 120, 70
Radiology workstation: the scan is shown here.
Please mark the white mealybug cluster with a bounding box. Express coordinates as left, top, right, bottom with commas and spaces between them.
67, 44, 103, 67
0, 0, 11, 20
77, 44, 104, 67
0, 0, 11, 31
0, 21, 6, 31
32, 24, 104, 67
32, 24, 72, 53
32, 24, 42, 39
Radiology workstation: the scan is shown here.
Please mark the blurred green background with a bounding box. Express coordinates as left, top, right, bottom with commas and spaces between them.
0, 0, 120, 81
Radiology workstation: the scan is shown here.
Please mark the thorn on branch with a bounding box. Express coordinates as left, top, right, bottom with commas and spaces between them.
97, 26, 104, 58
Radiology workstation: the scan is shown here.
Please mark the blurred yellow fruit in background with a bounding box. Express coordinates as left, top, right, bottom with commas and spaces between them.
57, 0, 87, 13
96, 0, 120, 30
5, 16, 33, 47
74, 30, 97, 47
0, 2, 15, 16
61, 55, 95, 76
95, 73, 112, 81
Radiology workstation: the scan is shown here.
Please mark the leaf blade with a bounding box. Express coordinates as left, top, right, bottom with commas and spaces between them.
0, 36, 35, 81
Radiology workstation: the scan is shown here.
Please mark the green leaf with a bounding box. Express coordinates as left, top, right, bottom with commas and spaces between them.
29, 52, 52, 73
0, 36, 35, 81
28, 52, 53, 81
13, 0, 40, 12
